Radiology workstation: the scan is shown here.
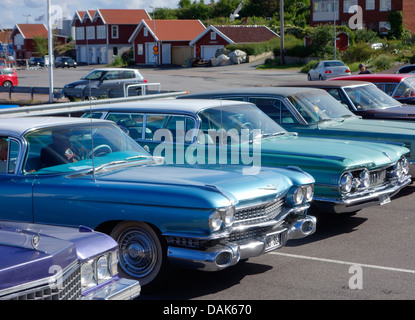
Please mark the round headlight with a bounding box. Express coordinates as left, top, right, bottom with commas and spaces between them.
340, 172, 353, 194
293, 187, 305, 204
222, 207, 235, 227
81, 261, 95, 288
394, 161, 403, 179
360, 169, 370, 188
97, 256, 109, 281
401, 157, 409, 175
209, 210, 222, 231
305, 185, 314, 202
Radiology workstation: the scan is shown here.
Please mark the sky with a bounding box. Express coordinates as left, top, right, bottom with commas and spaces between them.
0, 0, 180, 30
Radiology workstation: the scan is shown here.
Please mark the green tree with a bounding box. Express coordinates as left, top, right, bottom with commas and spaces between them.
388, 11, 404, 39
33, 36, 49, 57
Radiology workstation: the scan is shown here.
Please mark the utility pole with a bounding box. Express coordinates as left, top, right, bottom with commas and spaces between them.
333, 0, 337, 59
47, 0, 54, 103
280, 0, 285, 64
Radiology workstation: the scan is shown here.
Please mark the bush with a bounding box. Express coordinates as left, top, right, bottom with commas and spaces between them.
301, 60, 318, 73
371, 54, 394, 71
341, 43, 375, 64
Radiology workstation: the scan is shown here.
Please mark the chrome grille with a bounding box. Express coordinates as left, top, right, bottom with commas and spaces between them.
7, 263, 82, 300
370, 169, 387, 187
235, 199, 285, 226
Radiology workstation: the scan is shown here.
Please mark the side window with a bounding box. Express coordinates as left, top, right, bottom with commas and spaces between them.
102, 71, 118, 80
0, 137, 19, 174
383, 83, 397, 96
394, 82, 414, 98
249, 97, 281, 123
327, 88, 352, 109
107, 113, 144, 140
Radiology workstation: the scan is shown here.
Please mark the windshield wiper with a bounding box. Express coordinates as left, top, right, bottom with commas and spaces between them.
256, 132, 286, 140
126, 155, 151, 161
86, 160, 128, 174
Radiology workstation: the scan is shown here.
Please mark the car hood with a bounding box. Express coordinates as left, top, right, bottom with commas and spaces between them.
64, 79, 98, 88
362, 105, 415, 118
89, 163, 314, 209
258, 134, 408, 170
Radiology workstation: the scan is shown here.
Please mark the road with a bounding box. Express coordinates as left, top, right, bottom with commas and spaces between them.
9, 62, 415, 304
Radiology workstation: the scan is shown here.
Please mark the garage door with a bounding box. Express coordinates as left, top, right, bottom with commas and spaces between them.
201, 45, 224, 60
172, 47, 192, 66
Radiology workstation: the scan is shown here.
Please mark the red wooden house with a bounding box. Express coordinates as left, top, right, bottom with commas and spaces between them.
72, 9, 150, 64
10, 24, 66, 60
129, 19, 206, 66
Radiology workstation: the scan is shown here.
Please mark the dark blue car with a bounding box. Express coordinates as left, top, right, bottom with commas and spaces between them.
0, 221, 141, 300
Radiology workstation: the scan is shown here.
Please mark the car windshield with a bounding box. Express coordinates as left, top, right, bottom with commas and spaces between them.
197, 104, 287, 144
344, 84, 402, 110
395, 77, 415, 98
23, 123, 152, 175
287, 91, 355, 123
82, 70, 106, 81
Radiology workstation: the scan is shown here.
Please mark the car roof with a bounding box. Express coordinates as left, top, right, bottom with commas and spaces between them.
0, 117, 110, 137
181, 86, 326, 99
85, 98, 254, 115
332, 74, 415, 82
91, 68, 139, 72
275, 80, 372, 88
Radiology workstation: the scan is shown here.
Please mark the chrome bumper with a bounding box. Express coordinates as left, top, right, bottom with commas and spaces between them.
81, 278, 141, 300
313, 175, 411, 214
167, 214, 316, 272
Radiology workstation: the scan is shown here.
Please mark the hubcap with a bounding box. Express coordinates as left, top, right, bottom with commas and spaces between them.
118, 228, 157, 278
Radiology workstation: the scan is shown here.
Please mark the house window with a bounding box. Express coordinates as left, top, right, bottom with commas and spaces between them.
144, 28, 148, 37
14, 34, 24, 46
210, 32, 216, 40
137, 44, 143, 55
113, 47, 118, 56
366, 0, 375, 10
343, 0, 357, 13
97, 25, 106, 39
379, 21, 391, 34
313, 0, 339, 21
111, 25, 119, 39
76, 27, 85, 40
86, 26, 95, 40
380, 0, 391, 11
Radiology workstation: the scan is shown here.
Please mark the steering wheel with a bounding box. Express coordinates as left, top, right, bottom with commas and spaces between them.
89, 144, 112, 157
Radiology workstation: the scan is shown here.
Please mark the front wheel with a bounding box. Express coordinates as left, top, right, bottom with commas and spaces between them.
2, 81, 12, 87
110, 221, 169, 290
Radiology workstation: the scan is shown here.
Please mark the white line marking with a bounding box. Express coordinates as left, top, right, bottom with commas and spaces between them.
269, 252, 415, 274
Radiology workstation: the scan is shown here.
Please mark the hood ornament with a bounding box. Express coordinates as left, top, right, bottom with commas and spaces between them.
383, 152, 392, 161
31, 234, 40, 249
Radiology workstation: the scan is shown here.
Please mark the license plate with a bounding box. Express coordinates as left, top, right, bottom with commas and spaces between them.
379, 195, 391, 205
264, 231, 282, 252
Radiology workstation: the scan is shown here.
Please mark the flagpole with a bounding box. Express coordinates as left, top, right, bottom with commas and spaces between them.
47, 0, 54, 103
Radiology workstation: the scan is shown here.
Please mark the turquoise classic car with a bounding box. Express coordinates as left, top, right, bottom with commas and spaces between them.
0, 117, 316, 290
180, 87, 415, 175
81, 99, 411, 214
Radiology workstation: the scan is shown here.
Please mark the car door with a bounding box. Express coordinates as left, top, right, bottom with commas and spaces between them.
0, 137, 35, 222
99, 71, 123, 92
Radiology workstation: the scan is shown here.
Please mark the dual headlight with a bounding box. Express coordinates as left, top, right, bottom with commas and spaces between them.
340, 169, 370, 195
81, 251, 118, 291
209, 206, 235, 232
392, 157, 409, 179
291, 185, 314, 205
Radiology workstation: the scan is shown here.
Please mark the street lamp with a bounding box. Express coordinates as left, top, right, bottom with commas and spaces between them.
333, 0, 337, 59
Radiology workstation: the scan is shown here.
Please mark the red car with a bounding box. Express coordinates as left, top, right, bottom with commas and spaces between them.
0, 66, 18, 87
331, 74, 415, 105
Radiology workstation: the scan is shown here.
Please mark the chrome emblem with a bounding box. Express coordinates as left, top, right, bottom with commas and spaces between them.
31, 234, 40, 249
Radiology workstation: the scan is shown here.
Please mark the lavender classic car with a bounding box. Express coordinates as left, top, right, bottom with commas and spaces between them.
0, 117, 316, 289
0, 221, 141, 300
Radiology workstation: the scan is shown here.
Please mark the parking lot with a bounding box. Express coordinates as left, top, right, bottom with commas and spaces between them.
9, 62, 415, 301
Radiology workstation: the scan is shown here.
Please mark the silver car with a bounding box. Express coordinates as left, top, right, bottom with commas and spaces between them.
308, 60, 351, 81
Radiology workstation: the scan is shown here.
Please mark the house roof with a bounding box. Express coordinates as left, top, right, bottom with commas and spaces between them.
94, 9, 150, 24
129, 19, 206, 43
13, 24, 47, 39
190, 25, 279, 46
0, 29, 12, 43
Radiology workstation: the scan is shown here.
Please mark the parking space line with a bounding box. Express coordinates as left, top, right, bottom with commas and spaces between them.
269, 252, 415, 274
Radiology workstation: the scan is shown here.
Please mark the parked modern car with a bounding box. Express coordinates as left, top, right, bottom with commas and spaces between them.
331, 74, 415, 105
63, 68, 147, 100
0, 116, 316, 289
82, 99, 411, 215
180, 87, 415, 176
0, 220, 141, 300
0, 66, 18, 87
396, 64, 415, 74
307, 60, 351, 81
28, 57, 44, 67
275, 80, 415, 121
55, 56, 77, 68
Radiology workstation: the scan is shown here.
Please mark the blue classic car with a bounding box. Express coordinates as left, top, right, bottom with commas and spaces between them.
81, 99, 411, 215
180, 87, 415, 176
0, 117, 316, 289
0, 221, 141, 300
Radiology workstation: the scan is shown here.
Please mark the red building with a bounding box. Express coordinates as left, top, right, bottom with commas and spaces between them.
129, 19, 205, 66
10, 24, 66, 60
310, 0, 415, 34
72, 9, 150, 64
